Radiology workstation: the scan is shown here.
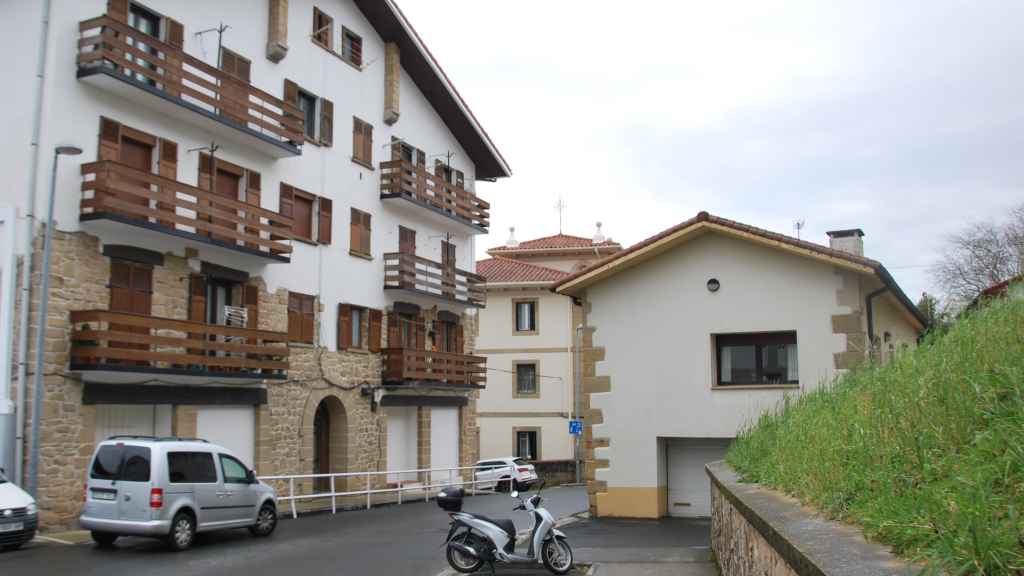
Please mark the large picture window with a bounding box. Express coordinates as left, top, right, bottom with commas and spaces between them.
716, 331, 798, 386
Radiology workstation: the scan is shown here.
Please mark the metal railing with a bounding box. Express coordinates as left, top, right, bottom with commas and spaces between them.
259, 465, 514, 519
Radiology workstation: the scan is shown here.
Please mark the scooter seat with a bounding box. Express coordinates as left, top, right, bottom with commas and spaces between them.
469, 514, 516, 540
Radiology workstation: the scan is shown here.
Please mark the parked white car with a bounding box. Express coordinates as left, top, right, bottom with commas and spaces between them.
0, 468, 38, 551
473, 457, 539, 492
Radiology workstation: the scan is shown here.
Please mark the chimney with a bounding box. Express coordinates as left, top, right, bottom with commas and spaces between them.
826, 228, 865, 257
592, 222, 606, 244
383, 43, 400, 125
506, 227, 519, 248
266, 0, 289, 63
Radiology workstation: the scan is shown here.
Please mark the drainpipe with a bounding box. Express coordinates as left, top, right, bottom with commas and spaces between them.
574, 323, 583, 485
0, 207, 16, 477
865, 286, 888, 358
14, 0, 53, 487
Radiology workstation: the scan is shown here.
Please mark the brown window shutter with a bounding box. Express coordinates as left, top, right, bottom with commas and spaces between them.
416, 149, 426, 168
455, 170, 465, 189
287, 292, 301, 342
361, 211, 372, 254
351, 35, 363, 67
387, 312, 401, 349
369, 309, 382, 352
245, 170, 262, 206
349, 208, 360, 253
319, 98, 333, 147
317, 197, 332, 244
108, 0, 129, 23
455, 324, 465, 354
352, 118, 364, 162
198, 152, 215, 190
363, 122, 373, 165
244, 285, 260, 330
98, 117, 121, 161
302, 295, 315, 344
236, 54, 252, 83
415, 313, 426, 350
158, 139, 178, 178
338, 304, 352, 350
166, 18, 185, 49
189, 275, 207, 323
313, 8, 333, 50
433, 322, 443, 351
284, 79, 300, 107
279, 183, 294, 218
399, 226, 415, 254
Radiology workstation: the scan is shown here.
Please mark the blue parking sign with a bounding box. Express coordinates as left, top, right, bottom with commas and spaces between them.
569, 420, 583, 435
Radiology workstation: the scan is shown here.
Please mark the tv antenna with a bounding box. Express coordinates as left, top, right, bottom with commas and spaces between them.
554, 197, 567, 234
794, 220, 806, 240
195, 23, 230, 66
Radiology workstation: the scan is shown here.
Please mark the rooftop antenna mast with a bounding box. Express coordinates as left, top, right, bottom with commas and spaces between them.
794, 219, 806, 240
195, 22, 230, 67
554, 197, 567, 234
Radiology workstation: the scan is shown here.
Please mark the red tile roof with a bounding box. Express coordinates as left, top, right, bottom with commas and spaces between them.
489, 233, 621, 253
476, 257, 570, 284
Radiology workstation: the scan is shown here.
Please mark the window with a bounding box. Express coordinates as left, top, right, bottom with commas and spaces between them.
340, 305, 382, 351
284, 80, 334, 147
280, 184, 331, 244
341, 27, 363, 67
219, 454, 250, 484
288, 292, 316, 344
515, 362, 539, 397
313, 7, 333, 50
399, 226, 416, 254
515, 430, 539, 461
514, 299, 538, 334
352, 117, 373, 167
90, 444, 152, 482
167, 452, 218, 483
716, 331, 799, 386
350, 208, 372, 257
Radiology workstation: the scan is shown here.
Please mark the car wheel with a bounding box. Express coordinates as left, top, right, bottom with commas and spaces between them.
1, 542, 25, 552
91, 531, 118, 548
248, 503, 277, 537
166, 511, 196, 552
499, 476, 512, 492
512, 479, 521, 492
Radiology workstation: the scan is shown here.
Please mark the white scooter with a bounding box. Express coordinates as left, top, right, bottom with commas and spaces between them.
438, 480, 574, 575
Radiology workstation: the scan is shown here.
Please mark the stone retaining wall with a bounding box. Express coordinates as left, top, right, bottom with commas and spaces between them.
707, 461, 918, 576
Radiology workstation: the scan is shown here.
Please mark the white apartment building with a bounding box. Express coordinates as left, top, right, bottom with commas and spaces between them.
1, 0, 509, 529
475, 229, 620, 465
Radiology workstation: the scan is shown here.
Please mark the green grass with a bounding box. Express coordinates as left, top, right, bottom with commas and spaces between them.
727, 298, 1024, 575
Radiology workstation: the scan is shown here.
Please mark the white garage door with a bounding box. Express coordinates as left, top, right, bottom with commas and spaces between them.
430, 407, 460, 483
95, 405, 172, 443
667, 439, 731, 517
197, 406, 256, 467
386, 406, 418, 483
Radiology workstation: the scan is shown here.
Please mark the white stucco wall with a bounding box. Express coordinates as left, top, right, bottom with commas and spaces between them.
0, 0, 484, 352
585, 232, 875, 489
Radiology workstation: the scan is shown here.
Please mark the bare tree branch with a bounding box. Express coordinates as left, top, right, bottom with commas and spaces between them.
931, 203, 1024, 306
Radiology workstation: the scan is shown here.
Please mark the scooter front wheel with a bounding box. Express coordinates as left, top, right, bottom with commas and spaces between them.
542, 538, 574, 575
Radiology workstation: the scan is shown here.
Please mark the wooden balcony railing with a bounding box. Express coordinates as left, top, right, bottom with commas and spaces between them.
77, 15, 304, 148
70, 310, 289, 377
383, 252, 486, 307
383, 348, 486, 387
81, 160, 293, 260
379, 160, 490, 231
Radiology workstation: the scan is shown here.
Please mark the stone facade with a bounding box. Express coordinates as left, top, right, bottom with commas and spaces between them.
711, 483, 799, 576
15, 229, 481, 530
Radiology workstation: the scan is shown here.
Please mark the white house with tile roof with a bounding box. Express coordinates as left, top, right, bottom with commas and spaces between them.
475, 228, 621, 467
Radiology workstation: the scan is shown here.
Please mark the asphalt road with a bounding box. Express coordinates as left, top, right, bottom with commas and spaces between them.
0, 486, 587, 576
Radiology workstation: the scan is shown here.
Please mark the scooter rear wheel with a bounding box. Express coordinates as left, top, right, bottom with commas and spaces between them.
447, 534, 485, 574
541, 538, 574, 575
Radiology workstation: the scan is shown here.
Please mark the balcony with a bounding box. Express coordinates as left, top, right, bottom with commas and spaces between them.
379, 160, 490, 233
383, 252, 486, 307
80, 160, 293, 262
77, 15, 304, 158
69, 310, 289, 385
382, 348, 485, 388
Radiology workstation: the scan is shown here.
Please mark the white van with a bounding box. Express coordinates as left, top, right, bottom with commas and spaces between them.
0, 468, 38, 551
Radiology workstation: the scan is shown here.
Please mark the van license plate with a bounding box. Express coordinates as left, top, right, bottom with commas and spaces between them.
93, 491, 116, 501
0, 522, 24, 533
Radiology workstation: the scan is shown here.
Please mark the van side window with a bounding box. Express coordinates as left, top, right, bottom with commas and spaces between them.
219, 454, 249, 484
168, 452, 218, 483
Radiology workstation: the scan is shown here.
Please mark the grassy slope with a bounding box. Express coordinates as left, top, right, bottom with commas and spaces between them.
727, 298, 1024, 575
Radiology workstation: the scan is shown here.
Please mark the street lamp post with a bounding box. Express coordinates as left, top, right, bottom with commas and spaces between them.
26, 145, 82, 497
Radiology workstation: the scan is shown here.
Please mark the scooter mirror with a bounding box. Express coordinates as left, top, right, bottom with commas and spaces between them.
510, 490, 519, 498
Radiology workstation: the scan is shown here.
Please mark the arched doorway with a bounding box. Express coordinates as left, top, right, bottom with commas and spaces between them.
311, 396, 347, 492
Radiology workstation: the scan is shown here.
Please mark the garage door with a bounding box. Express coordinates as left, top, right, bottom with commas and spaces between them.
197, 406, 256, 467
95, 405, 172, 443
430, 407, 460, 483
386, 406, 418, 483
667, 438, 731, 517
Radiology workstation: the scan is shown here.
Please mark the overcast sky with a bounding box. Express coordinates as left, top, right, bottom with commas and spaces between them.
400, 0, 1024, 301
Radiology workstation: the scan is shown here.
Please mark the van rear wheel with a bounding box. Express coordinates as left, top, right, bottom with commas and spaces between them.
166, 512, 196, 552
91, 531, 118, 548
